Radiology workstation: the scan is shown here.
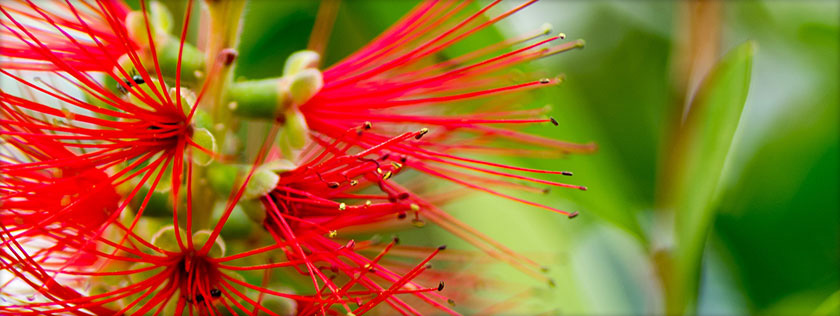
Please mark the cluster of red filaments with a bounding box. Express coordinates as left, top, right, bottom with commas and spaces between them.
0, 0, 591, 314
301, 0, 591, 219
0, 0, 133, 72
256, 128, 457, 314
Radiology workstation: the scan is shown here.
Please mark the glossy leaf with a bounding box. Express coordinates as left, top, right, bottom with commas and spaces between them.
664, 41, 756, 313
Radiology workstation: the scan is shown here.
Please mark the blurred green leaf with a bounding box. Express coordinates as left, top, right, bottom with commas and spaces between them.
714, 93, 839, 312
664, 41, 755, 312
813, 290, 840, 316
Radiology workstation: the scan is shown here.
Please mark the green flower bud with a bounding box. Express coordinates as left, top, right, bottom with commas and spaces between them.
227, 78, 291, 119
191, 109, 213, 130
169, 87, 196, 116
281, 108, 309, 150
239, 199, 267, 225
190, 127, 217, 166
243, 166, 280, 200
150, 225, 187, 253
288, 68, 323, 106
283, 50, 320, 76
262, 159, 297, 173
124, 3, 205, 85
191, 230, 226, 258
157, 38, 205, 83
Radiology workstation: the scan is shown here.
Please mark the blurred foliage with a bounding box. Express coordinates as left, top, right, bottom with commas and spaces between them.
229, 0, 838, 315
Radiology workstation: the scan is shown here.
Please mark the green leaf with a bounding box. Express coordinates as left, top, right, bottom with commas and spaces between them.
812, 290, 840, 316
664, 41, 756, 313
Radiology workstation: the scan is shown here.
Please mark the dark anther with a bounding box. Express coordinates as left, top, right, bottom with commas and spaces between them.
542, 188, 551, 194
147, 121, 180, 132
400, 155, 408, 163
392, 236, 400, 244
437, 281, 445, 291
437, 245, 447, 251
117, 74, 145, 94
195, 294, 205, 303
415, 128, 429, 140
550, 116, 559, 126
379, 153, 390, 161
397, 192, 410, 200
397, 212, 407, 219
210, 289, 221, 298
567, 211, 579, 219
327, 182, 340, 188
561, 171, 573, 176
539, 78, 551, 84
363, 121, 372, 130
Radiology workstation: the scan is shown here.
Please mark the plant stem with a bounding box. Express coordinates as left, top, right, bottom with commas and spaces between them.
193, 0, 248, 229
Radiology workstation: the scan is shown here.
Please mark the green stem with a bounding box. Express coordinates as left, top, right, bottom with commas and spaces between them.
192, 0, 248, 230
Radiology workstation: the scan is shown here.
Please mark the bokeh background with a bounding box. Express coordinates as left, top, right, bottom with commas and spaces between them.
224, 0, 836, 315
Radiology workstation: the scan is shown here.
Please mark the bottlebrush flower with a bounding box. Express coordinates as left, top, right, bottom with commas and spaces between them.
226, 0, 592, 284
228, 0, 592, 216
0, 0, 132, 72
0, 0, 591, 315
260, 130, 456, 315
0, 218, 448, 315
0, 0, 215, 239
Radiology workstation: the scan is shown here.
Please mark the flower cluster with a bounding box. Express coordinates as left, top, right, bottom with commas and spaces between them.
0, 0, 589, 315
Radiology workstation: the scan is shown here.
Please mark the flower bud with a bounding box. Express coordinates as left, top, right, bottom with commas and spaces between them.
150, 225, 186, 253
239, 199, 267, 224
277, 109, 309, 162
124, 3, 205, 84
243, 166, 280, 200
262, 159, 298, 173
288, 69, 323, 106
191, 230, 226, 258
227, 78, 291, 118
157, 39, 206, 83
283, 50, 321, 76
282, 108, 309, 150
190, 127, 217, 166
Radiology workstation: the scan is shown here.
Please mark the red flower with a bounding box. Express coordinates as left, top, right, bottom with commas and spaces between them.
303, 0, 592, 214
0, 0, 133, 72
228, 0, 592, 218
0, 0, 590, 315
223, 0, 593, 288
256, 129, 457, 314
0, 0, 210, 235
